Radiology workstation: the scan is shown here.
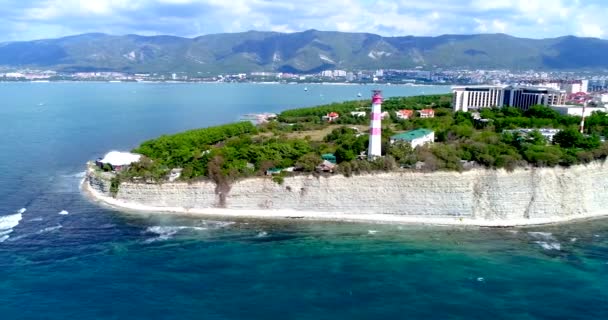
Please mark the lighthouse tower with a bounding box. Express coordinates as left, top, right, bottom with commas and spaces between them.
368, 90, 383, 159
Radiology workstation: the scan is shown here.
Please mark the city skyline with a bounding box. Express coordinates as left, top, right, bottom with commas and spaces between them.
0, 0, 607, 42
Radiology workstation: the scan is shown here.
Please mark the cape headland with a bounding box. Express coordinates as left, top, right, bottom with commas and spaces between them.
84, 93, 608, 226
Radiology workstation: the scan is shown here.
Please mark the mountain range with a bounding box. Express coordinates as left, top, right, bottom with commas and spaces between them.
0, 30, 607, 73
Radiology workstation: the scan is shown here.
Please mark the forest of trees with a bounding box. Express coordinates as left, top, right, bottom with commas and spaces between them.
109, 94, 608, 186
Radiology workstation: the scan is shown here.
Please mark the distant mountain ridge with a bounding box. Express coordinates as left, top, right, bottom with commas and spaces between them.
0, 30, 607, 73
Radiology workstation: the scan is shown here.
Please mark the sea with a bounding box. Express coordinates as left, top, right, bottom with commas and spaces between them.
0, 82, 606, 319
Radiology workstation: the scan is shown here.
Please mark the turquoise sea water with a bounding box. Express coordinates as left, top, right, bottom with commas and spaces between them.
0, 83, 607, 319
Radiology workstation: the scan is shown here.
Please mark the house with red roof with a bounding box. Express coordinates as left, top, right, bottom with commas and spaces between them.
418, 109, 435, 118
395, 109, 414, 120
323, 112, 340, 122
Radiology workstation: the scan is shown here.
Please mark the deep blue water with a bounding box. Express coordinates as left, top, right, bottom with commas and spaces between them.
0, 82, 607, 319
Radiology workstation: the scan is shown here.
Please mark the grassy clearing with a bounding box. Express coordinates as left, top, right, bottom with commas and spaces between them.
286, 124, 370, 141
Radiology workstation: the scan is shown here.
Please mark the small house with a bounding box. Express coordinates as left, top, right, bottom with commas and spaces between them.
265, 167, 295, 176
395, 109, 414, 120
321, 153, 337, 164
316, 160, 336, 173
390, 129, 435, 148
381, 111, 390, 120
265, 168, 282, 176
350, 111, 366, 117
168, 168, 183, 182
418, 109, 435, 118
323, 112, 340, 122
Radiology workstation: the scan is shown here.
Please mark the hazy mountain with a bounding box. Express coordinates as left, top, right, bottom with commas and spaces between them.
0, 30, 607, 73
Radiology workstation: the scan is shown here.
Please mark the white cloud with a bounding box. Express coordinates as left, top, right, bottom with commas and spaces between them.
1, 0, 608, 41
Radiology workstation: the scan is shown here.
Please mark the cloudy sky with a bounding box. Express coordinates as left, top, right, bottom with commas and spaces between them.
0, 0, 607, 41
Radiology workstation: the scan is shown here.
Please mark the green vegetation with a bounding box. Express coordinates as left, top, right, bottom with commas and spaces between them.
110, 177, 120, 197
114, 94, 608, 187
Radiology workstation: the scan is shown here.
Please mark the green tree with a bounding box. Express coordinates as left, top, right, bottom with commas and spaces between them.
335, 146, 356, 163
553, 128, 583, 148
296, 153, 322, 172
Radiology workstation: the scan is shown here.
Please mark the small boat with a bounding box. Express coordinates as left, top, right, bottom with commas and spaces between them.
357, 92, 362, 97
304, 87, 308, 91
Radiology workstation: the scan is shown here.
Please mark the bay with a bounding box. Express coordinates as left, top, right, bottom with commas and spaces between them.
0, 82, 606, 319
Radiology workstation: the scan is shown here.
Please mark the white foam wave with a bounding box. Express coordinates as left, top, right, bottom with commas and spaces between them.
368, 230, 378, 235
256, 231, 268, 238
59, 210, 69, 215
199, 220, 235, 229
529, 232, 561, 250
38, 225, 62, 234
536, 241, 561, 251
63, 171, 86, 178
145, 225, 208, 243
528, 232, 554, 240
0, 210, 24, 243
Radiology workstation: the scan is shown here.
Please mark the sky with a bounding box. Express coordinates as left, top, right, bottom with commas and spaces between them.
0, 0, 607, 41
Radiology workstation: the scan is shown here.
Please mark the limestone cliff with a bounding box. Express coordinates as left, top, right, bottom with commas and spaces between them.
85, 161, 608, 226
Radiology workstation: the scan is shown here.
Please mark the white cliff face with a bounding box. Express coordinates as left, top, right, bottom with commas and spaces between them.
86, 161, 608, 225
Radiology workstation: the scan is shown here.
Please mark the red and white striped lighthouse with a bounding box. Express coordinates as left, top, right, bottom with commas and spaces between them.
368, 90, 383, 159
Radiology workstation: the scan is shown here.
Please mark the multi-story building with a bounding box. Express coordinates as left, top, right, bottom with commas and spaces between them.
452, 85, 566, 112
452, 85, 509, 112
562, 80, 589, 94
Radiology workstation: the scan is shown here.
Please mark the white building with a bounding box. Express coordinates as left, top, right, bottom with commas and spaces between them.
390, 129, 435, 149
350, 111, 366, 117
504, 129, 561, 143
96, 151, 141, 171
452, 85, 566, 112
563, 80, 589, 94
452, 85, 509, 112
550, 105, 607, 117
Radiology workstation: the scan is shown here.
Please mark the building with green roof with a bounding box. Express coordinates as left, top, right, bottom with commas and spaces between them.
390, 129, 435, 148
322, 153, 337, 164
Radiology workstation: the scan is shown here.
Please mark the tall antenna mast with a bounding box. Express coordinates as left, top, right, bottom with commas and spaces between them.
580, 99, 590, 134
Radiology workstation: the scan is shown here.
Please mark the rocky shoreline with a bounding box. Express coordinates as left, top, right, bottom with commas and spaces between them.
83, 161, 608, 227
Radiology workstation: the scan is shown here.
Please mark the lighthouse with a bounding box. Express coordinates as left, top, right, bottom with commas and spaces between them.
368, 90, 383, 159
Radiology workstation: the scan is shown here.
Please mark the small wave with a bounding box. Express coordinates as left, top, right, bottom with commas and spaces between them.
477, 277, 485, 282
63, 171, 86, 178
199, 220, 235, 229
570, 238, 577, 243
145, 225, 208, 243
368, 230, 378, 235
256, 231, 268, 238
536, 241, 561, 251
528, 232, 554, 240
0, 209, 24, 243
38, 225, 62, 234
59, 210, 69, 215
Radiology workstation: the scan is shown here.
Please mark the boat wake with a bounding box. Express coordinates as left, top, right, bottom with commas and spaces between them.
0, 208, 25, 243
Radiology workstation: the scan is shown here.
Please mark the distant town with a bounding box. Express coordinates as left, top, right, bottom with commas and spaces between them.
3, 67, 608, 106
